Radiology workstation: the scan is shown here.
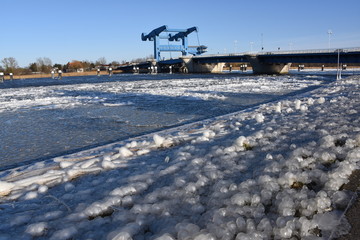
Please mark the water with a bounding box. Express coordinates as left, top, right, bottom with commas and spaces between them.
0, 73, 329, 169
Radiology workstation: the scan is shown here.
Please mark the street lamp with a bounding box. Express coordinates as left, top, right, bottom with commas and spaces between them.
250, 42, 254, 52
327, 29, 333, 49
289, 43, 293, 51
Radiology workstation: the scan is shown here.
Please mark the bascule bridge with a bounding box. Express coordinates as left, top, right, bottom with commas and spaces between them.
141, 25, 207, 62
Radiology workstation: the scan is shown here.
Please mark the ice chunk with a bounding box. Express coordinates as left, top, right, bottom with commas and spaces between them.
102, 160, 116, 170
176, 223, 200, 240
307, 98, 315, 105
80, 158, 100, 169
137, 149, 150, 156
38, 185, 48, 194
154, 233, 175, 240
0, 181, 15, 196
26, 222, 48, 237
50, 226, 77, 240
194, 233, 216, 240
231, 192, 251, 206
300, 105, 308, 112
320, 135, 335, 148
332, 191, 351, 210
126, 141, 138, 148
234, 136, 249, 149
153, 134, 165, 146
279, 226, 292, 238
257, 218, 272, 234
24, 191, 38, 200
59, 161, 74, 169
236, 216, 246, 232
313, 212, 340, 231
255, 113, 265, 123
107, 223, 140, 240
119, 147, 133, 158
317, 97, 325, 104
275, 102, 282, 113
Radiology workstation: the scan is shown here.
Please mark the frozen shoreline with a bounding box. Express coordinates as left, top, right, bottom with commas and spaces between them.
0, 75, 359, 239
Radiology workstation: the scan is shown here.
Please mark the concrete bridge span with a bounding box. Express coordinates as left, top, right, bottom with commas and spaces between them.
118, 48, 360, 74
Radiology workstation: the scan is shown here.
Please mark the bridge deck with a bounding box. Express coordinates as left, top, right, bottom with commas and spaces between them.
193, 47, 360, 64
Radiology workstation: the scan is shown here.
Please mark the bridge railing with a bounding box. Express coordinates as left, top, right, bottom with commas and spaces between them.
194, 47, 360, 58
258, 47, 360, 55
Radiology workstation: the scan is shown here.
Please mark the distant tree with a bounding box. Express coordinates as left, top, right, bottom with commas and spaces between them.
53, 63, 63, 70
36, 57, 52, 73
131, 55, 153, 63
81, 60, 93, 71
111, 61, 120, 66
96, 57, 107, 66
1, 57, 19, 74
19, 67, 32, 75
29, 62, 38, 72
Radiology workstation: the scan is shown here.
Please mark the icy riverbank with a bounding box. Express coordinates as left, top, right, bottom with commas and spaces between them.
0, 76, 360, 240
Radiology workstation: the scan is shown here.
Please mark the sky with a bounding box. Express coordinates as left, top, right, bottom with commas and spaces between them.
1, 0, 360, 67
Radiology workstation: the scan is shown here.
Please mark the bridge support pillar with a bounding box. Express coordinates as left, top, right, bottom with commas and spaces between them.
181, 56, 225, 73
247, 55, 291, 74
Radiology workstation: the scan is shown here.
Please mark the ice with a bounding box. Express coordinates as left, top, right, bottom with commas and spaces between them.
231, 192, 251, 206
118, 147, 133, 158
1, 75, 360, 239
153, 134, 165, 146
317, 97, 326, 104
275, 102, 282, 113
38, 185, 48, 193
0, 181, 15, 196
255, 113, 265, 123
23, 191, 38, 200
332, 191, 351, 210
102, 160, 116, 169
154, 233, 175, 240
50, 226, 77, 240
26, 222, 48, 237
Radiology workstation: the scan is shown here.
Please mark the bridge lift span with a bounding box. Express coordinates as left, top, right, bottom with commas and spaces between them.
141, 25, 207, 61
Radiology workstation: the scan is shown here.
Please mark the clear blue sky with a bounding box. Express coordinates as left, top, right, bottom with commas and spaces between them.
1, 0, 360, 67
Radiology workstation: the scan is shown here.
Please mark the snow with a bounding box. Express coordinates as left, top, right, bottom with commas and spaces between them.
0, 74, 360, 239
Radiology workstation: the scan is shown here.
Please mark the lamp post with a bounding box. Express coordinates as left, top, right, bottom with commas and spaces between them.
336, 49, 342, 80
327, 29, 333, 49
250, 42, 254, 52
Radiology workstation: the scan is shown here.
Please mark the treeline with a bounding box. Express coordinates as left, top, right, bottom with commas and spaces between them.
0, 57, 128, 75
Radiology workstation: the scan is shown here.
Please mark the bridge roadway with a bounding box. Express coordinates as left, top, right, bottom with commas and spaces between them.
118, 47, 360, 74
193, 48, 360, 64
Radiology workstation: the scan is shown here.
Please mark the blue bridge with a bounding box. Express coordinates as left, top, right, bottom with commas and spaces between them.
118, 26, 360, 74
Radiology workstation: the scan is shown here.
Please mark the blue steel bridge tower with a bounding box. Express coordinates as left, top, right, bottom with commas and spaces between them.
141, 25, 207, 62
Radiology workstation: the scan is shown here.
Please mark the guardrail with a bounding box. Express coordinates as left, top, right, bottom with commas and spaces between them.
258, 47, 360, 55
193, 47, 360, 58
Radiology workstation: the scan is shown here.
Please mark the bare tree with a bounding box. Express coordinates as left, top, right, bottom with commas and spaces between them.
1, 57, 19, 74
36, 57, 53, 73
96, 57, 107, 66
